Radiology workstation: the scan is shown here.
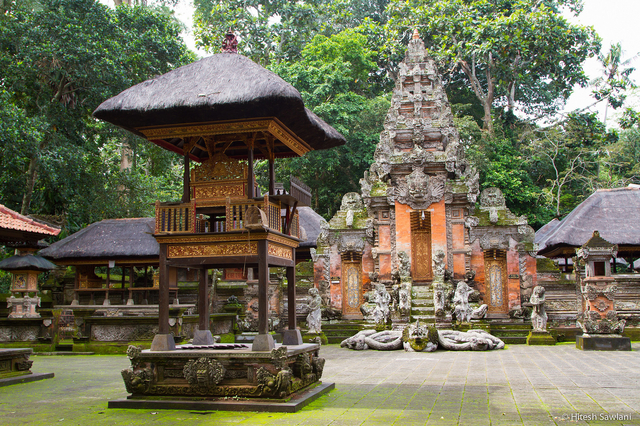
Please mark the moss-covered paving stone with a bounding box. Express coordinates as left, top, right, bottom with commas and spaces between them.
1, 343, 640, 425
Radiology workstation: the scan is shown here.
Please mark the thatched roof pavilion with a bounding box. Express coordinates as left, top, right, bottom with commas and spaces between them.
39, 218, 158, 266
537, 186, 640, 259
94, 53, 345, 161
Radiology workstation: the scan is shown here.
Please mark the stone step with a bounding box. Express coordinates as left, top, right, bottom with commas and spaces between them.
321, 324, 364, 331
411, 306, 434, 315
411, 299, 434, 307
410, 314, 436, 323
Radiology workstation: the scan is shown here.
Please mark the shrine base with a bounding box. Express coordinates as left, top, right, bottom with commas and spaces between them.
110, 343, 331, 412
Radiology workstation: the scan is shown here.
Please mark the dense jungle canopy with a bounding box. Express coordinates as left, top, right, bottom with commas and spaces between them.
0, 0, 638, 244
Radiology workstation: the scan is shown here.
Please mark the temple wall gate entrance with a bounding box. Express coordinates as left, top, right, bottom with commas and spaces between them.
484, 249, 508, 314
341, 252, 362, 318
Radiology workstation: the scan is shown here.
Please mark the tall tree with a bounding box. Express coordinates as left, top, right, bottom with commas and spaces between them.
0, 0, 193, 225
386, 0, 599, 133
268, 29, 391, 218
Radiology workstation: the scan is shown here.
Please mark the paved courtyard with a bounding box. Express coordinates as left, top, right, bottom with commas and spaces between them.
0, 343, 639, 425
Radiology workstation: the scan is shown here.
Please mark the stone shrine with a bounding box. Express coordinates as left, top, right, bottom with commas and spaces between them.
313, 32, 537, 328
575, 231, 631, 350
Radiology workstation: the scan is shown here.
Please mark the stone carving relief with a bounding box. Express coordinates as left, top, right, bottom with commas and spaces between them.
530, 286, 548, 331
438, 329, 505, 351
402, 319, 438, 352
256, 367, 293, 398
337, 233, 366, 254
306, 288, 322, 334
453, 281, 488, 322
340, 329, 403, 351
396, 169, 446, 210
183, 358, 226, 388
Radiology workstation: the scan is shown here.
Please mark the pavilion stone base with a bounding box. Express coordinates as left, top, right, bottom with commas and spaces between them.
0, 348, 54, 387
110, 342, 330, 413
576, 334, 631, 351
526, 331, 556, 345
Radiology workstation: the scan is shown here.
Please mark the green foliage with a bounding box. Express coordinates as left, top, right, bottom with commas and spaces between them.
0, 0, 192, 233
268, 29, 390, 218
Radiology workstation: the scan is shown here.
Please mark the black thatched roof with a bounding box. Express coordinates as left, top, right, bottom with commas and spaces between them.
39, 218, 158, 263
537, 186, 640, 257
93, 53, 345, 160
0, 254, 57, 272
298, 206, 325, 249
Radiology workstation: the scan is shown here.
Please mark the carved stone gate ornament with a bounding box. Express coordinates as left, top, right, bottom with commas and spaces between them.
396, 168, 446, 209
183, 357, 226, 387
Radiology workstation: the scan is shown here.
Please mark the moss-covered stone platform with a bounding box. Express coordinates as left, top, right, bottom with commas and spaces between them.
109, 342, 332, 413
0, 348, 54, 387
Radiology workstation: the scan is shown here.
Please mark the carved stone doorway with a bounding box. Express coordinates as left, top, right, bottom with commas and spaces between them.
411, 211, 432, 282
484, 249, 508, 314
341, 252, 362, 317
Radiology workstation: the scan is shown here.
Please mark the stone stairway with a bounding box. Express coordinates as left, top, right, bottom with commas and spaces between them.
487, 321, 532, 344
410, 284, 436, 325
322, 322, 365, 344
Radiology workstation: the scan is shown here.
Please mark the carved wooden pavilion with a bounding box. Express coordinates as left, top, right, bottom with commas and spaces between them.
94, 44, 344, 353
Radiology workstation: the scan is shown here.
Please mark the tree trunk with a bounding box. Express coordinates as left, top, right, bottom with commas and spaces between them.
460, 55, 495, 134
21, 140, 48, 215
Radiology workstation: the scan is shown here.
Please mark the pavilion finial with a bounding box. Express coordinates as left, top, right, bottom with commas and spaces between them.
412, 28, 420, 40
222, 30, 238, 53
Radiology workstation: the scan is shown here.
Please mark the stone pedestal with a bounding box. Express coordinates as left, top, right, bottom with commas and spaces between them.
282, 329, 303, 345
192, 329, 215, 345
526, 330, 556, 345
150, 333, 176, 351
576, 335, 631, 351
251, 333, 275, 351
110, 343, 330, 412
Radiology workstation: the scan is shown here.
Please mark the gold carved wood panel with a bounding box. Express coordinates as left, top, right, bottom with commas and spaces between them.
411, 211, 432, 281
167, 242, 257, 258
194, 183, 244, 199
342, 262, 362, 316
485, 250, 508, 314
268, 244, 293, 260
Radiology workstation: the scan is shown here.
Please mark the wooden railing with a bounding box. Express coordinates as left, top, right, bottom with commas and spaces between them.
154, 196, 302, 237
225, 196, 281, 232
155, 201, 195, 233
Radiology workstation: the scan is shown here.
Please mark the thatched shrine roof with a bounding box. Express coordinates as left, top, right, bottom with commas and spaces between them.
298, 207, 325, 249
0, 204, 60, 247
93, 53, 345, 160
537, 186, 640, 258
39, 218, 159, 264
0, 254, 57, 272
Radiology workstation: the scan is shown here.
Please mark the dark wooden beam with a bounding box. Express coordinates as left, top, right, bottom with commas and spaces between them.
158, 244, 170, 334
198, 268, 209, 331
269, 157, 275, 196
247, 145, 255, 199
287, 249, 296, 330
257, 239, 269, 335
182, 153, 190, 203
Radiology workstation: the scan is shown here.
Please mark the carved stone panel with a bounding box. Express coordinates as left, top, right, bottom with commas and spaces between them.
485, 251, 508, 314
342, 262, 362, 317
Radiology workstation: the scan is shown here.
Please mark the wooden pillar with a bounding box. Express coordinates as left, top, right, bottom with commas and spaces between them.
247, 146, 255, 199
72, 267, 79, 305
127, 266, 135, 305
104, 265, 111, 306
151, 244, 175, 351
158, 245, 169, 334
287, 250, 296, 329
258, 239, 269, 335
182, 153, 190, 203
198, 268, 209, 331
